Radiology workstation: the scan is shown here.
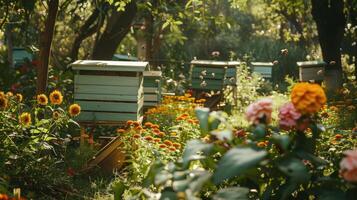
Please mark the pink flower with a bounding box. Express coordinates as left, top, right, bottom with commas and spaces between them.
278, 102, 301, 130
340, 149, 357, 182
245, 98, 273, 125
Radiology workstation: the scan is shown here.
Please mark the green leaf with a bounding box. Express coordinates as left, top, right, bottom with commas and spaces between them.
296, 150, 328, 166
160, 188, 178, 200
173, 179, 189, 191
183, 140, 213, 168
195, 107, 210, 133
270, 134, 290, 151
189, 171, 212, 193
211, 129, 233, 141
213, 187, 249, 200
155, 170, 173, 186
277, 157, 310, 183
252, 124, 266, 139
213, 147, 267, 184
112, 182, 126, 200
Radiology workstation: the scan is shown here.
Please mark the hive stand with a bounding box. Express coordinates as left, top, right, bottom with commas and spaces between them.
143, 71, 162, 110
250, 62, 274, 81
70, 60, 148, 172
297, 61, 326, 83
189, 60, 240, 109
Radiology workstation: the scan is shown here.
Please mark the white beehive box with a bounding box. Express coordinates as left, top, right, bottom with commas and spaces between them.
297, 61, 326, 82
251, 62, 274, 79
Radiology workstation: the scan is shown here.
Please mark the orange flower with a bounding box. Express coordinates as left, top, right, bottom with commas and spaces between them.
187, 119, 195, 124
6, 91, 13, 97
153, 138, 161, 143
135, 126, 143, 131
291, 83, 326, 114
159, 144, 167, 149
16, 93, 23, 102
158, 132, 166, 137
126, 120, 134, 126
173, 143, 181, 149
153, 129, 160, 134
257, 141, 267, 148
169, 147, 176, 152
133, 134, 141, 139
144, 122, 153, 128
37, 94, 48, 105
0, 193, 9, 200
0, 96, 8, 109
133, 121, 140, 127
164, 140, 173, 146
152, 124, 159, 129
144, 135, 154, 141
49, 90, 63, 105
68, 104, 81, 117
19, 112, 31, 126
176, 116, 184, 121
116, 128, 126, 134
335, 134, 343, 140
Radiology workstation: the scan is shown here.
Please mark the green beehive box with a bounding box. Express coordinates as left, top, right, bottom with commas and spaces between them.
297, 61, 326, 82
12, 47, 33, 67
251, 62, 274, 79
143, 71, 162, 107
70, 60, 148, 125
190, 60, 240, 91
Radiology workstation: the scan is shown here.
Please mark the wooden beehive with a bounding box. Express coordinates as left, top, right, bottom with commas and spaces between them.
297, 61, 326, 82
251, 62, 274, 79
224, 61, 241, 86
70, 60, 148, 125
143, 71, 162, 108
190, 60, 229, 91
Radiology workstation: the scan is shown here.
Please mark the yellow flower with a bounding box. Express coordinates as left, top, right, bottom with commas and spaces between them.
52, 111, 60, 119
291, 83, 326, 114
68, 104, 81, 117
37, 94, 48, 105
0, 96, 8, 109
15, 94, 23, 102
19, 112, 32, 126
6, 91, 13, 97
49, 90, 63, 105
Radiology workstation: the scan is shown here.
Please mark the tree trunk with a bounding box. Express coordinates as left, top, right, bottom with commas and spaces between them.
91, 1, 137, 60
311, 0, 346, 92
36, 0, 59, 94
5, 25, 13, 67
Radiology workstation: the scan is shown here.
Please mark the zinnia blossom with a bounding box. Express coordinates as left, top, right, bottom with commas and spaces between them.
19, 112, 32, 126
278, 102, 302, 130
37, 94, 48, 105
245, 98, 273, 125
340, 149, 357, 182
68, 104, 81, 117
49, 90, 63, 105
291, 83, 326, 114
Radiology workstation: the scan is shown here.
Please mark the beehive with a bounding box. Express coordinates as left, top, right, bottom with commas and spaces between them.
251, 62, 274, 79
70, 60, 148, 125
190, 60, 240, 91
143, 71, 162, 108
297, 61, 326, 82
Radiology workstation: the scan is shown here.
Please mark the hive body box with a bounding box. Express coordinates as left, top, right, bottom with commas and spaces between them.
190, 60, 240, 91
251, 62, 274, 79
70, 60, 148, 125
297, 61, 326, 82
143, 71, 162, 108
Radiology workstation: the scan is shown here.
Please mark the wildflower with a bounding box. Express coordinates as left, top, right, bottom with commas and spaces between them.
19, 112, 32, 126
245, 98, 273, 125
170, 132, 177, 136
158, 132, 166, 137
15, 93, 23, 102
335, 134, 343, 140
329, 106, 338, 112
159, 144, 167, 149
153, 138, 161, 143
291, 83, 326, 114
68, 104, 81, 117
234, 129, 247, 138
164, 140, 173, 146
152, 124, 159, 129
133, 121, 140, 127
144, 122, 153, 128
126, 120, 134, 126
169, 147, 176, 152
52, 111, 60, 119
173, 143, 181, 149
187, 119, 195, 124
176, 116, 184, 121
37, 94, 48, 105
5, 91, 13, 97
0, 193, 9, 200
135, 126, 143, 131
257, 141, 268, 148
339, 149, 357, 182
116, 128, 126, 134
133, 134, 141, 139
278, 102, 302, 130
144, 136, 154, 141
0, 96, 8, 109
49, 90, 63, 105
153, 129, 160, 134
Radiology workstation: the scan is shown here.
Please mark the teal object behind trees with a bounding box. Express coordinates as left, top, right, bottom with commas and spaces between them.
70, 60, 148, 125
12, 47, 33, 67
143, 71, 162, 108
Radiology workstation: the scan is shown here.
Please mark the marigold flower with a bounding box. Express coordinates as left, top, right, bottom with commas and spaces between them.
68, 104, 81, 117
0, 96, 8, 109
335, 134, 343, 140
164, 140, 173, 146
158, 132, 166, 137
135, 126, 143, 131
133, 134, 141, 139
144, 135, 154, 141
340, 149, 357, 182
278, 102, 302, 130
36, 94, 48, 105
133, 121, 140, 127
159, 144, 167, 149
169, 147, 176, 152
0, 193, 9, 200
144, 122, 153, 128
153, 138, 161, 143
126, 120, 134, 126
49, 90, 63, 105
257, 141, 268, 148
245, 98, 273, 125
176, 116, 184, 121
152, 124, 159, 129
116, 128, 126, 134
19, 112, 32, 126
15, 93, 23, 102
153, 129, 160, 134
187, 119, 195, 124
173, 143, 181, 149
291, 83, 326, 114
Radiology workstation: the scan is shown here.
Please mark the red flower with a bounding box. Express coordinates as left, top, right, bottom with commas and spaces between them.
67, 167, 75, 177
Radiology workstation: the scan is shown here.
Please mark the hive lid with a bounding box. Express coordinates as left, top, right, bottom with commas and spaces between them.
143, 71, 162, 77
297, 60, 326, 67
69, 60, 148, 72
190, 60, 241, 67
251, 62, 274, 66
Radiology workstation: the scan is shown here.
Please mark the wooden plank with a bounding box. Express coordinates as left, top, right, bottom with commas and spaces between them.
192, 71, 225, 79
297, 60, 326, 67
75, 84, 140, 95
76, 111, 140, 122
75, 75, 139, 86
144, 94, 158, 101
191, 60, 240, 66
251, 62, 273, 67
144, 87, 158, 93
143, 71, 162, 77
70, 60, 148, 72
192, 67, 225, 74
191, 79, 223, 90
144, 102, 158, 106
74, 93, 141, 102
299, 67, 324, 81
75, 100, 143, 113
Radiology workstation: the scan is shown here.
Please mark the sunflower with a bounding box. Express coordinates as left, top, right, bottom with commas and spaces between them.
0, 96, 8, 109
6, 92, 13, 97
49, 90, 63, 105
37, 94, 48, 105
68, 104, 81, 117
52, 111, 61, 119
15, 93, 23, 102
19, 112, 32, 126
